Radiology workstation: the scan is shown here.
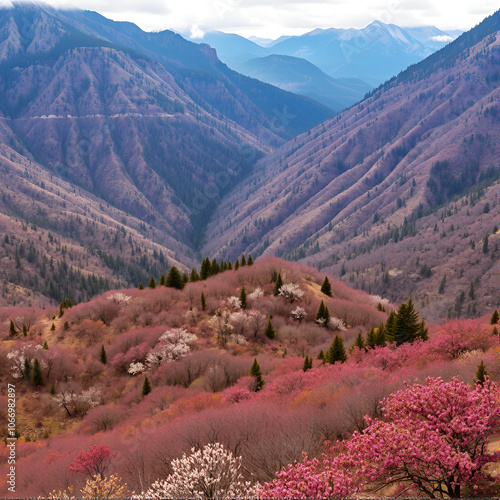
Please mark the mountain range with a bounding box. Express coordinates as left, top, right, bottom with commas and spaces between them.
0, 4, 498, 321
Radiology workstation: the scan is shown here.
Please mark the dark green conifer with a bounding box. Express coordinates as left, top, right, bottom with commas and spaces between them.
490, 310, 499, 325
159, 274, 166, 286
33, 359, 44, 386
239, 287, 247, 309
138, 282, 144, 290
352, 331, 366, 351
302, 356, 313, 371
165, 266, 184, 289
142, 376, 152, 396
240, 254, 247, 266
325, 335, 347, 364
265, 317, 275, 339
50, 323, 55, 331
366, 328, 376, 348
273, 273, 283, 296
201, 292, 206, 311
9, 320, 16, 336
475, 360, 487, 386
234, 259, 240, 270
247, 255, 254, 266
190, 268, 200, 282
321, 276, 332, 297
200, 258, 211, 280
317, 350, 325, 361
64, 321, 69, 330
42, 341, 49, 350
249, 358, 264, 391
24, 358, 31, 380
50, 382, 56, 395
100, 345, 107, 365
148, 276, 156, 289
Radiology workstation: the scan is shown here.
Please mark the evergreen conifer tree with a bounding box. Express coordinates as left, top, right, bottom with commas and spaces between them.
159, 274, 166, 286
249, 358, 264, 391
190, 268, 200, 282
148, 276, 156, 289
239, 287, 247, 309
490, 310, 499, 325
247, 255, 254, 266
321, 276, 332, 297
139, 282, 144, 290
211, 259, 220, 275
302, 356, 313, 371
33, 359, 44, 386
265, 317, 275, 339
317, 350, 325, 361
64, 321, 69, 330
50, 323, 55, 331
315, 301, 330, 326
352, 331, 366, 351
200, 258, 211, 280
492, 326, 498, 336
50, 382, 56, 395
43, 341, 49, 350
142, 376, 152, 396
234, 259, 240, 270
9, 320, 16, 336
475, 360, 487, 385
200, 292, 206, 311
240, 254, 247, 266
100, 345, 107, 365
325, 335, 347, 364
227, 261, 233, 270
273, 273, 283, 296
165, 267, 184, 289
24, 358, 31, 379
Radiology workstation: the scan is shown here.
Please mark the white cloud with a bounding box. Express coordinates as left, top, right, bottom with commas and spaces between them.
431, 34, 454, 42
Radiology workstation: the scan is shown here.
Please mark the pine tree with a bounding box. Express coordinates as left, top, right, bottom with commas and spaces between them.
42, 341, 49, 350
23, 325, 27, 336
417, 319, 429, 341
240, 254, 247, 266
317, 350, 325, 361
165, 267, 184, 289
492, 326, 498, 336
385, 311, 397, 342
239, 287, 247, 309
475, 360, 487, 385
64, 321, 69, 330
148, 276, 156, 289
201, 292, 206, 311
50, 323, 55, 331
227, 261, 233, 270
210, 259, 220, 275
249, 358, 264, 391
374, 326, 386, 346
100, 345, 107, 365
352, 331, 366, 351
302, 356, 313, 371
325, 335, 347, 364
315, 301, 330, 326
321, 276, 332, 297
50, 382, 56, 395
142, 376, 152, 396
24, 358, 31, 379
483, 234, 489, 254
234, 259, 240, 270
366, 327, 376, 348
273, 273, 283, 296
247, 255, 254, 266
200, 258, 211, 280
139, 282, 144, 290
265, 317, 275, 339
490, 310, 499, 325
9, 320, 16, 336
182, 273, 189, 285
33, 359, 44, 386
159, 274, 166, 286
391, 298, 427, 345
190, 268, 200, 282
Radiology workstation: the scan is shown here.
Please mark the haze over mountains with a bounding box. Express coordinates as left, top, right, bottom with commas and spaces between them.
0, 4, 498, 321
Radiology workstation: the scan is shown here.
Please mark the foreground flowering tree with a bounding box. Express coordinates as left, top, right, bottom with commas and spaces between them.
135, 443, 257, 499
261, 377, 500, 499
342, 377, 500, 498
69, 444, 113, 479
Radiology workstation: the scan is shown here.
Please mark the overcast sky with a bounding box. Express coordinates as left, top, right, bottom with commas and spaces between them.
4, 0, 499, 39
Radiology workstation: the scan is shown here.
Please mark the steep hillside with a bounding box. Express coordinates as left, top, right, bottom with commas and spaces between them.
0, 257, 498, 498
0, 4, 332, 305
205, 11, 500, 321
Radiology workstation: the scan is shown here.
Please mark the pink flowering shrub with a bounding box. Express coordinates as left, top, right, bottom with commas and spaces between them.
69, 444, 113, 479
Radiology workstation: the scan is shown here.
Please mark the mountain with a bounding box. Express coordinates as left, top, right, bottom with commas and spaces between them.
0, 3, 333, 304
235, 54, 372, 111
193, 22, 462, 87
204, 11, 500, 321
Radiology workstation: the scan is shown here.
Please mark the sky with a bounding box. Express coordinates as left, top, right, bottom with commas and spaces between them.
2, 0, 499, 39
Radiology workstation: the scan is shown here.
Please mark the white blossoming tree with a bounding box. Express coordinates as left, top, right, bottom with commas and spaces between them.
208, 310, 234, 346
146, 328, 197, 369
290, 306, 307, 322
128, 362, 146, 375
278, 283, 305, 303
248, 287, 264, 299
225, 296, 242, 309
329, 317, 347, 331
135, 443, 257, 499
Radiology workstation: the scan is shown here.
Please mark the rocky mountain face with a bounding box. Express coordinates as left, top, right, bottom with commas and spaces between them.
0, 3, 333, 305
204, 11, 500, 321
